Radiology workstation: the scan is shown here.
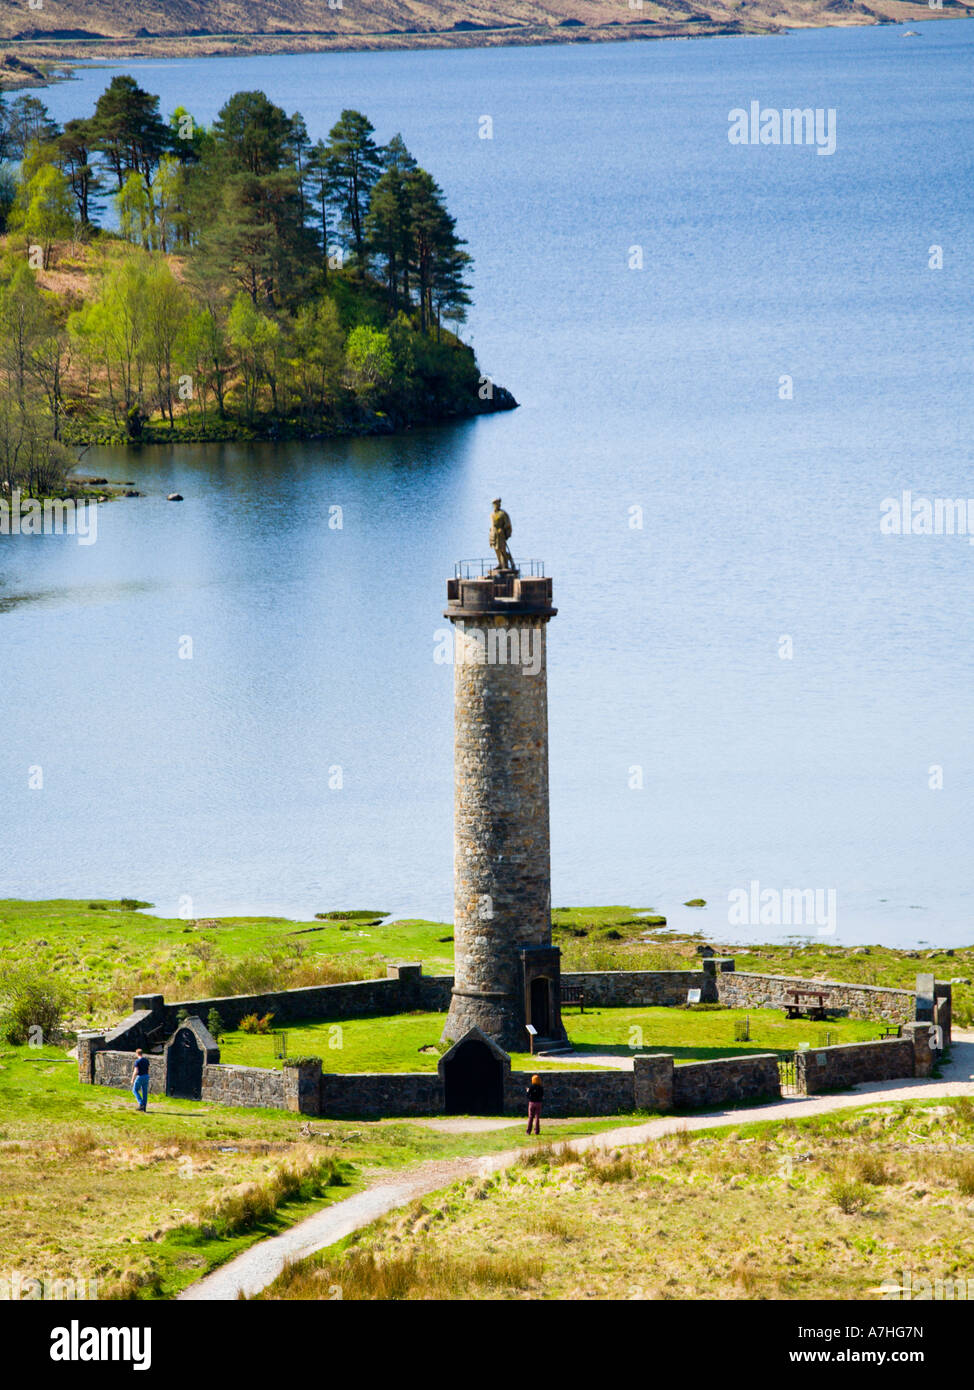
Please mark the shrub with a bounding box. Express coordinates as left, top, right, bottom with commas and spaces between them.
0, 968, 73, 1045
239, 1014, 260, 1034
829, 1176, 870, 1213
207, 1009, 225, 1041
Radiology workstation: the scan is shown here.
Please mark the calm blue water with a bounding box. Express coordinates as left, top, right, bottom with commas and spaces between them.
3, 22, 973, 944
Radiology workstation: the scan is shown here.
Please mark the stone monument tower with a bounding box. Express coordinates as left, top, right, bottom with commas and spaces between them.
441, 504, 568, 1053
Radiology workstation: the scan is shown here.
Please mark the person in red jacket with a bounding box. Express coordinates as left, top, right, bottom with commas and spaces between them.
525, 1074, 544, 1135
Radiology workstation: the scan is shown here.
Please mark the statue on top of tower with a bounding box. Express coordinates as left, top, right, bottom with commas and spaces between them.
489, 498, 514, 572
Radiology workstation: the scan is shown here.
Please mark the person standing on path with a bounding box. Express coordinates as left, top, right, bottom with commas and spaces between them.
132, 1048, 150, 1111
526, 1074, 544, 1135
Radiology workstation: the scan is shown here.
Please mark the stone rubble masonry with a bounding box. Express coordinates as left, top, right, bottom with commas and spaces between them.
444, 570, 559, 1052
284, 1058, 324, 1114
201, 1064, 286, 1109
126, 965, 453, 1038
319, 1070, 443, 1117
78, 962, 951, 1114
796, 1036, 918, 1094
93, 1049, 165, 1091
633, 1054, 675, 1111
902, 1022, 936, 1079
562, 969, 712, 1007
714, 967, 917, 1022
503, 1069, 635, 1117
672, 1053, 781, 1108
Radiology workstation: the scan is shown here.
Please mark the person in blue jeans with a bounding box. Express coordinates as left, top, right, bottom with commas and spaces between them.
131, 1048, 150, 1111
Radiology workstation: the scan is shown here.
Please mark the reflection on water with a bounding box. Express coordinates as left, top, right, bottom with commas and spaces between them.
2, 26, 973, 945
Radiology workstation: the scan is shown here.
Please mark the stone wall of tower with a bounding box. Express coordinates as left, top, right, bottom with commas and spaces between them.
444, 612, 554, 1051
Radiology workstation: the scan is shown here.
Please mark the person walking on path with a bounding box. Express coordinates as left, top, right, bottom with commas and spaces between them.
526, 1074, 544, 1135
132, 1048, 150, 1111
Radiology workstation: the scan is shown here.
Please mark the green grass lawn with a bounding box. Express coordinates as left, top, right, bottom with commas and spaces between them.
217, 1005, 883, 1073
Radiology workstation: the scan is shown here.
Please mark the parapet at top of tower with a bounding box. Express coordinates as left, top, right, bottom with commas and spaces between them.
446, 566, 555, 619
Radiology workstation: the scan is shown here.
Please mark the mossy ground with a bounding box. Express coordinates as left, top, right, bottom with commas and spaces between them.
262, 1098, 974, 1301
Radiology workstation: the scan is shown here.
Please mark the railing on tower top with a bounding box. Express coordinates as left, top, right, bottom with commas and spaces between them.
454, 559, 545, 579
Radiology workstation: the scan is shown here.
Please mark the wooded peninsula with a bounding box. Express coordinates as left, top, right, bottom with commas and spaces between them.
0, 81, 514, 496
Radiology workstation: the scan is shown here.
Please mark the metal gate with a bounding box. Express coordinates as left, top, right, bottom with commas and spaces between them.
778, 1053, 801, 1097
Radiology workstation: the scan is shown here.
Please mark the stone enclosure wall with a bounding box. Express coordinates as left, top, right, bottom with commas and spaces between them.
124, 965, 453, 1040
78, 959, 949, 1117
93, 1049, 166, 1091
560, 969, 710, 1007
796, 1030, 931, 1095
714, 969, 916, 1023
83, 1031, 935, 1118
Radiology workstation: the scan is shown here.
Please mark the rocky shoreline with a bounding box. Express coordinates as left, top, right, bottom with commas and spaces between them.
61, 383, 518, 448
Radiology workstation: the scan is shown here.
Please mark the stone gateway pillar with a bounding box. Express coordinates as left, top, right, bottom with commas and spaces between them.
442, 559, 567, 1053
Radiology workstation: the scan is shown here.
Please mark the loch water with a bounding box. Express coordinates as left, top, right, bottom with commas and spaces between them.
3, 22, 973, 944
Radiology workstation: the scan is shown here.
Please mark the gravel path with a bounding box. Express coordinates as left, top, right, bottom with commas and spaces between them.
179, 1032, 974, 1301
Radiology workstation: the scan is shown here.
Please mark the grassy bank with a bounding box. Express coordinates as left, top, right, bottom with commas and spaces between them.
260, 1097, 974, 1300
0, 1042, 639, 1296
0, 900, 454, 1030
2, 899, 970, 1036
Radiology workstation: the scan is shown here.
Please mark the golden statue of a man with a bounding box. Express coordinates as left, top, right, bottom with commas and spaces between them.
490, 498, 514, 571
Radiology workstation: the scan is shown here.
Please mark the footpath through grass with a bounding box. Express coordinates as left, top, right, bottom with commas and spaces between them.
260, 1097, 974, 1301
0, 1044, 640, 1297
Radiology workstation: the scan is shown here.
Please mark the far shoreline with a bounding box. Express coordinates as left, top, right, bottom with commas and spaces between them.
3, 8, 973, 93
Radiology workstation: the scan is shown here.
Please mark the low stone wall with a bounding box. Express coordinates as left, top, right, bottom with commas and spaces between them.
201, 1064, 286, 1109
797, 1038, 915, 1095
505, 1069, 636, 1117
416, 976, 454, 1011
560, 970, 710, 1007
129, 964, 453, 1036
94, 1049, 165, 1091
672, 1053, 781, 1109
715, 970, 916, 1023
98, 1008, 159, 1052
319, 1071, 444, 1118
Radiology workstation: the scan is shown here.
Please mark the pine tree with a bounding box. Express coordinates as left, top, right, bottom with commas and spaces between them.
367, 135, 418, 312
57, 119, 103, 230
91, 77, 170, 194
323, 110, 384, 269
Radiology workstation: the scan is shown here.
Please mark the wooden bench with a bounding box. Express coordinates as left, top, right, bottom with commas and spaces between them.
561, 986, 585, 1014
879, 1022, 900, 1039
783, 989, 831, 1022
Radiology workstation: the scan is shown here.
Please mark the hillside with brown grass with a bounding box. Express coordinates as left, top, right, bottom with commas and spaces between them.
1, 0, 972, 88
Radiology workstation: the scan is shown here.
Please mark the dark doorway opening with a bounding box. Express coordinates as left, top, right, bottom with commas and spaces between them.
166, 1028, 204, 1100
530, 976, 551, 1037
442, 1038, 504, 1115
